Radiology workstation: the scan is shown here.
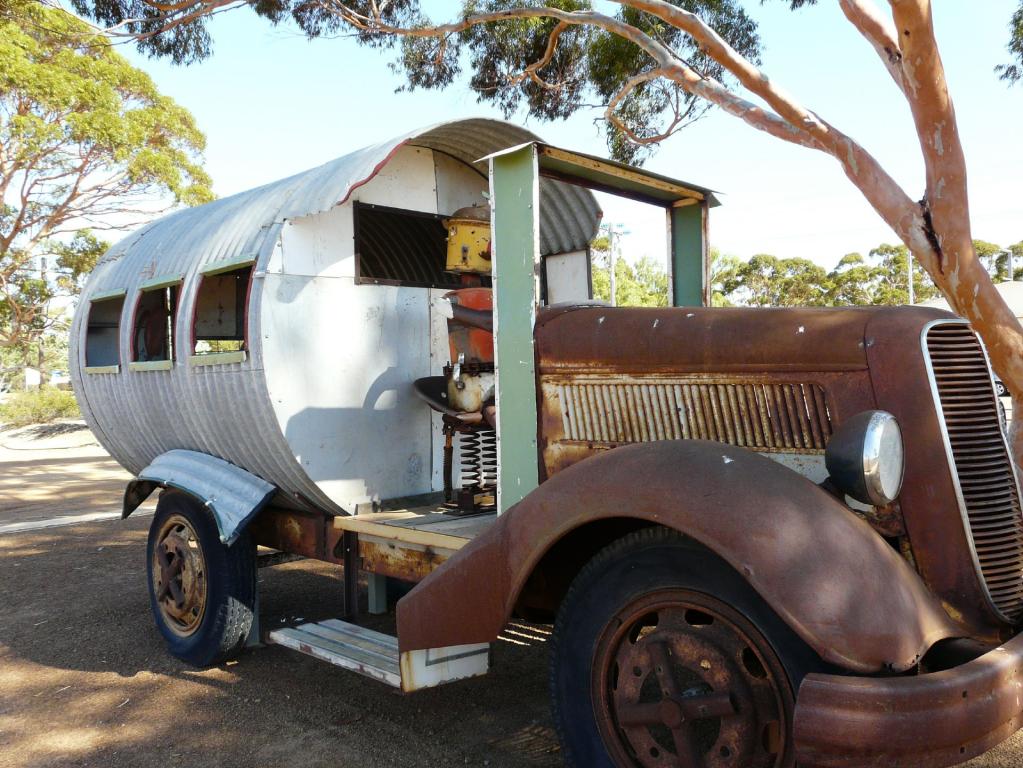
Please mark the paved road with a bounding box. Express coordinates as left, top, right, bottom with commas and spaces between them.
0, 424, 1021, 767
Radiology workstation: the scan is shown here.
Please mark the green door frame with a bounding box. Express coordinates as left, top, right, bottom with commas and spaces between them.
485, 142, 719, 513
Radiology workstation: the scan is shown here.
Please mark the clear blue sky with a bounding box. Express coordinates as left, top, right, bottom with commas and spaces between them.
118, 1, 1023, 270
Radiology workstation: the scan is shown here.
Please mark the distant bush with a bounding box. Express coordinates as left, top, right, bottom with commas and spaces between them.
0, 387, 80, 428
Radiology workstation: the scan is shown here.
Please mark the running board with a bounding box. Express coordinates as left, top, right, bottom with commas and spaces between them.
267, 619, 489, 692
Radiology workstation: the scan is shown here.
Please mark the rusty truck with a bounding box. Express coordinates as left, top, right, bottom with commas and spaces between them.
70, 117, 1023, 767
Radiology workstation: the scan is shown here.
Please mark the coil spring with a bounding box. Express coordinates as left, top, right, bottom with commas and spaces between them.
460, 428, 498, 489
480, 428, 497, 488
460, 429, 483, 489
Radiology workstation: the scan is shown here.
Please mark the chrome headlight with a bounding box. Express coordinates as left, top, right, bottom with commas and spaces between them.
825, 410, 905, 506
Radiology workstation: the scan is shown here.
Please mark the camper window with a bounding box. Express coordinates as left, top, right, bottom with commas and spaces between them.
190, 263, 252, 366
84, 293, 126, 372
354, 202, 468, 289
130, 280, 179, 370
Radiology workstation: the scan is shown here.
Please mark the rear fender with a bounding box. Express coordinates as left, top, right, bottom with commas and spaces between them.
396, 440, 958, 673
124, 449, 276, 546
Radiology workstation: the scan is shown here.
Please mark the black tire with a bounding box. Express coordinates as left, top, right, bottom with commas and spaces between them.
146, 490, 256, 667
550, 527, 816, 768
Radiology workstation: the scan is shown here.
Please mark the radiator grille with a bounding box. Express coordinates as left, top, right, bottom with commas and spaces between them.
925, 322, 1023, 621
555, 380, 831, 452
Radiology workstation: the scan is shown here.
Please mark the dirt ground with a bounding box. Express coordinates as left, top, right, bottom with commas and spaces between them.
1, 423, 1021, 768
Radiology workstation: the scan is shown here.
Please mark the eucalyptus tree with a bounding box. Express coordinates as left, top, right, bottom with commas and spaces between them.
0, 0, 212, 358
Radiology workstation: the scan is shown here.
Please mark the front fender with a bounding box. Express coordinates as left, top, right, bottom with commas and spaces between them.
123, 449, 276, 546
397, 440, 958, 673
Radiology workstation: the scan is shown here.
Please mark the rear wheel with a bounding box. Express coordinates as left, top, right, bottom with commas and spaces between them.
147, 491, 256, 667
550, 528, 812, 768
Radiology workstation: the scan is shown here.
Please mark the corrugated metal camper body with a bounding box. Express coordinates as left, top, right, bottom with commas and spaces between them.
71, 119, 600, 515
71, 120, 1023, 768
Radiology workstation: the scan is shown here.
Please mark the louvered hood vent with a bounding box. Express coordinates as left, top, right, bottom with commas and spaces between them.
924, 321, 1023, 622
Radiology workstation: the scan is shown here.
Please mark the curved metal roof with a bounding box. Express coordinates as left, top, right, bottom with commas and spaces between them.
94, 117, 602, 276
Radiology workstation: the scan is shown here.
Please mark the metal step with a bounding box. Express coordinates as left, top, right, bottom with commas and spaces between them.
267, 619, 401, 687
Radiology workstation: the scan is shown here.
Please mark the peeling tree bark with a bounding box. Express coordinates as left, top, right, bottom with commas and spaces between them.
888, 0, 1023, 459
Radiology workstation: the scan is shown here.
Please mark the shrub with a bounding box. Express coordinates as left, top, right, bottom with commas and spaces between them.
0, 387, 81, 428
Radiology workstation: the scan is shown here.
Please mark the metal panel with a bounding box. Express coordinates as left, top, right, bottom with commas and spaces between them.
544, 250, 591, 304
397, 439, 958, 672
490, 144, 542, 513
794, 629, 1023, 767
923, 320, 1023, 622
70, 119, 601, 514
671, 202, 707, 307
549, 378, 831, 452
127, 449, 276, 544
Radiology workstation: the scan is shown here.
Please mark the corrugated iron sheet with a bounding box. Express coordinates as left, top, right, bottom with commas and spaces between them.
551, 378, 832, 451
132, 449, 276, 544
71, 118, 600, 513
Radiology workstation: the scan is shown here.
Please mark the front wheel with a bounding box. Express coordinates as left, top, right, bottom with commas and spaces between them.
146, 490, 256, 667
550, 528, 813, 768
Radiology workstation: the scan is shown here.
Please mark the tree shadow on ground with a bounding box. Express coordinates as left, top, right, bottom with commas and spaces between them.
0, 516, 562, 768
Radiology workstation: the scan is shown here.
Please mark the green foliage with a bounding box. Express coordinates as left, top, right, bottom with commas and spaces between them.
590, 239, 669, 307
1010, 241, 1023, 281
50, 231, 111, 296
0, 0, 212, 352
0, 387, 81, 428
69, 0, 1023, 158
71, 0, 760, 164
712, 242, 954, 308
997, 2, 1023, 83
718, 253, 830, 306
593, 236, 989, 311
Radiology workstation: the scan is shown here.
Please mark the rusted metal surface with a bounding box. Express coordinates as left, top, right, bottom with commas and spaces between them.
924, 321, 1023, 622
359, 537, 454, 583
342, 531, 359, 621
793, 629, 1023, 767
534, 305, 876, 375
151, 512, 208, 638
534, 306, 879, 482
865, 309, 1018, 637
248, 507, 336, 563
592, 590, 794, 768
537, 371, 876, 483
548, 378, 831, 450
398, 439, 959, 672
533, 303, 1023, 639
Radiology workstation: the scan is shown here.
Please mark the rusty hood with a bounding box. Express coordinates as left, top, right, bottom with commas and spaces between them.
535, 304, 957, 375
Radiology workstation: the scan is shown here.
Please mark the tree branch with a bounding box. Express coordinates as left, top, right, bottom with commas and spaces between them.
620, 1, 937, 274
839, 0, 908, 94
508, 20, 570, 91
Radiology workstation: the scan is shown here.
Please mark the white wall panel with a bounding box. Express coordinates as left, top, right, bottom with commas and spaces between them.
546, 250, 591, 304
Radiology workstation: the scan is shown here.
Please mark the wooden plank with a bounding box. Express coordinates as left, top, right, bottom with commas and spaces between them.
334, 514, 471, 550
269, 626, 400, 686
381, 511, 495, 531
419, 514, 496, 538
299, 622, 399, 661
320, 619, 400, 650
538, 145, 705, 201
382, 512, 460, 529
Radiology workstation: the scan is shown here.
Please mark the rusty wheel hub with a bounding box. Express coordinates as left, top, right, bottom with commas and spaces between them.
151, 514, 208, 637
593, 590, 792, 768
